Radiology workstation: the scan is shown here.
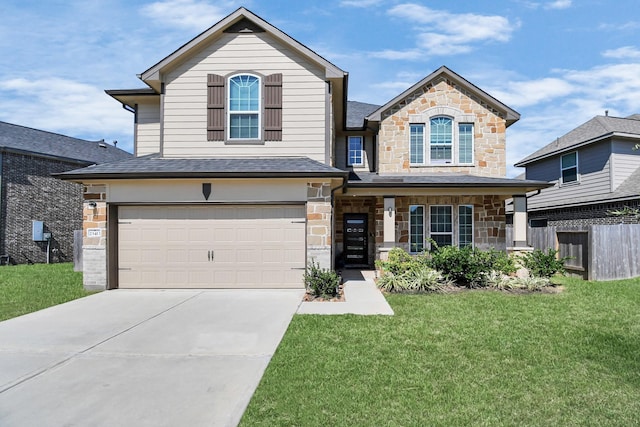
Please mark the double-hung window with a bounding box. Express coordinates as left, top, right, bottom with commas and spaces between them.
561, 152, 578, 184
458, 205, 474, 247
409, 205, 425, 253
347, 136, 364, 166
228, 74, 260, 139
458, 123, 473, 164
430, 117, 453, 163
410, 124, 425, 164
430, 205, 453, 247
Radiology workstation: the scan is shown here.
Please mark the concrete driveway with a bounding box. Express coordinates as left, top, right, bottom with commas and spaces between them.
0, 289, 304, 427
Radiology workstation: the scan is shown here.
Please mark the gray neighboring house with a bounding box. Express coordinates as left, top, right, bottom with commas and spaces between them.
0, 121, 132, 265
514, 114, 640, 279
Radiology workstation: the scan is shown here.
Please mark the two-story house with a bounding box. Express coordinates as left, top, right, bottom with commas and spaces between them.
59, 7, 548, 290
514, 113, 640, 279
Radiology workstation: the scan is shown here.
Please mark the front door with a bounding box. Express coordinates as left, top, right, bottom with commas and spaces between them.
344, 214, 368, 266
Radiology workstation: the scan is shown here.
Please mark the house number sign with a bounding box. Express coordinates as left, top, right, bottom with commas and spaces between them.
87, 228, 102, 237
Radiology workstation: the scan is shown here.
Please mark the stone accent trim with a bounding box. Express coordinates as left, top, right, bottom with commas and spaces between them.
307, 181, 333, 269
378, 79, 506, 176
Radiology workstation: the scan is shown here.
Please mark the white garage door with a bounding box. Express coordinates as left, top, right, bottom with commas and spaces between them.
118, 205, 306, 289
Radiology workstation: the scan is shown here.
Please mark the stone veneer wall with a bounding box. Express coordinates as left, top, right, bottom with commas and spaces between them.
307, 182, 333, 269
392, 195, 507, 251
529, 199, 640, 227
82, 184, 107, 290
378, 78, 507, 176
334, 196, 380, 265
0, 151, 83, 264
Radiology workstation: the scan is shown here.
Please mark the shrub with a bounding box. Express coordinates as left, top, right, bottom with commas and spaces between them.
376, 247, 428, 276
377, 272, 410, 293
484, 271, 517, 290
427, 245, 517, 288
304, 260, 340, 298
519, 249, 569, 278
512, 276, 552, 291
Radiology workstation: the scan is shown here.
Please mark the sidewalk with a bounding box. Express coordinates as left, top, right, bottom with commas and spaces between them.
297, 270, 394, 315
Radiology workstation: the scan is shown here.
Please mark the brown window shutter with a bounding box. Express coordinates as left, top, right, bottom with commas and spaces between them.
264, 73, 282, 141
207, 74, 225, 141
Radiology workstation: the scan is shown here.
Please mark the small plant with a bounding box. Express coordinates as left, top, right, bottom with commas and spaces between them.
484, 271, 517, 290
519, 249, 569, 278
304, 260, 340, 298
377, 272, 410, 292
404, 268, 448, 292
512, 276, 552, 291
376, 247, 428, 276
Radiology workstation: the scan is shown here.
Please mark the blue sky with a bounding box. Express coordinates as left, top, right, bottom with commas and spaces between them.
1, 0, 639, 176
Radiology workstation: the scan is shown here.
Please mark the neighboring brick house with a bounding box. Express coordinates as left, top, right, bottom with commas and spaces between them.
58, 8, 548, 290
0, 121, 131, 265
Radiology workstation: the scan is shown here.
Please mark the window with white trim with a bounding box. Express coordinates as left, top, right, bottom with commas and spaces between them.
228, 74, 260, 139
347, 136, 364, 166
458, 205, 474, 247
409, 205, 425, 253
430, 117, 453, 163
409, 118, 474, 165
410, 124, 425, 164
430, 205, 453, 247
458, 123, 474, 164
561, 152, 578, 184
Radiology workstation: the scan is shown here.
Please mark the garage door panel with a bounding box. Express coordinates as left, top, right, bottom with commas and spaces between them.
118, 205, 306, 289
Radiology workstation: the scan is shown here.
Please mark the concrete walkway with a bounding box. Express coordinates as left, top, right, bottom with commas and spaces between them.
297, 270, 394, 315
0, 289, 304, 427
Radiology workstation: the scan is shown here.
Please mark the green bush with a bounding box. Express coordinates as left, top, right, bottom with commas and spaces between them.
304, 260, 340, 298
375, 247, 428, 276
519, 249, 568, 278
427, 245, 516, 288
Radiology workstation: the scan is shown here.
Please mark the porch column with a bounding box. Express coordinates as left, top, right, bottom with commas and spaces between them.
383, 196, 395, 246
512, 195, 528, 247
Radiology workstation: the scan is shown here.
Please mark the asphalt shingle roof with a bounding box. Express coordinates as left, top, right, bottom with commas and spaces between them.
0, 121, 132, 164
56, 155, 348, 179
346, 101, 381, 129
348, 171, 550, 190
516, 114, 640, 166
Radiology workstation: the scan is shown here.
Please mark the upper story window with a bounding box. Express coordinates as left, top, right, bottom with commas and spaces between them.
561, 152, 578, 184
347, 136, 364, 166
430, 117, 453, 163
410, 117, 474, 165
228, 74, 260, 140
207, 73, 282, 143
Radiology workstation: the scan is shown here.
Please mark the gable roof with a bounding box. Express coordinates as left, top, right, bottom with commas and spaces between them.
0, 121, 132, 165
139, 7, 346, 91
365, 66, 520, 126
516, 114, 640, 166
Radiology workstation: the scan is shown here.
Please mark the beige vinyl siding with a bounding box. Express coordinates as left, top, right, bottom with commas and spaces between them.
136, 102, 161, 156
611, 139, 640, 190
527, 141, 612, 210
162, 33, 327, 161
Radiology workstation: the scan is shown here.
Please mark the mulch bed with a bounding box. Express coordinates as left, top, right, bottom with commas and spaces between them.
303, 284, 345, 302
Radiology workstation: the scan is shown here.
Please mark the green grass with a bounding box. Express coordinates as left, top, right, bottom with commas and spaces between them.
242, 276, 640, 426
0, 263, 92, 321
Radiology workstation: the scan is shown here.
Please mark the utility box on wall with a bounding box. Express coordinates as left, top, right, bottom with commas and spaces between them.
32, 220, 45, 242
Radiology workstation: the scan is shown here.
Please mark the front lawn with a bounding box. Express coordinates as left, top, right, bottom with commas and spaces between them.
0, 263, 92, 321
242, 276, 640, 426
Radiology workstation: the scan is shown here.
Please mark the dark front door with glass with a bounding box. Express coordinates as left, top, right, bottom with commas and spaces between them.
344, 214, 368, 266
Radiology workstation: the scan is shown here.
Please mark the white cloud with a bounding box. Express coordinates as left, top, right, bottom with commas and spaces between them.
602, 46, 640, 59
598, 21, 640, 31
340, 0, 384, 7
140, 0, 237, 31
0, 77, 133, 152
490, 77, 575, 108
544, 0, 572, 10
372, 4, 517, 58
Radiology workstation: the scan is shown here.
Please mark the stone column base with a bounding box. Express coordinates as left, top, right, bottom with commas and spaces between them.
507, 246, 534, 278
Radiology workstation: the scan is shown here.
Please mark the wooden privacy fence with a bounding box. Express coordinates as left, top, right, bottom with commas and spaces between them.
507, 224, 640, 281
